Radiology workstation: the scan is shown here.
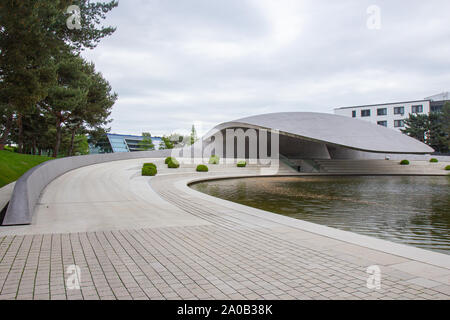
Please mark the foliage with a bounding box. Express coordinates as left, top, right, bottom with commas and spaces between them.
196, 164, 208, 172
168, 158, 180, 168
402, 107, 449, 153
429, 158, 438, 163
137, 132, 155, 151
401, 114, 428, 142
165, 157, 173, 164
143, 163, 157, 169
159, 136, 174, 149
3, 146, 17, 153
189, 124, 198, 145
59, 134, 90, 156
237, 160, 247, 167
0, 0, 118, 155
0, 150, 52, 187
209, 155, 220, 164
399, 160, 410, 165
445, 165, 450, 171
87, 127, 112, 153
141, 165, 157, 176
442, 102, 450, 151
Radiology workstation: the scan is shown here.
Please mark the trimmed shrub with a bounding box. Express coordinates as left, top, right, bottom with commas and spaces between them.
208, 155, 220, 164
400, 160, 410, 165
196, 164, 208, 172
165, 157, 173, 164
445, 165, 450, 171
142, 166, 157, 176
237, 160, 247, 167
143, 163, 157, 169
4, 145, 17, 153
168, 158, 180, 168
429, 158, 438, 163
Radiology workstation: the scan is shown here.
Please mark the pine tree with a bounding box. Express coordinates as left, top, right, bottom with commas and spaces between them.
0, 0, 118, 151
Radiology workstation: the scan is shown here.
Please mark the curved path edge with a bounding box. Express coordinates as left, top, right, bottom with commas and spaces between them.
174, 174, 450, 269
1, 150, 171, 226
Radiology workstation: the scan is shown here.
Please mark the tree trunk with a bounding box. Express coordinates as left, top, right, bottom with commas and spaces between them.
17, 114, 24, 153
32, 138, 37, 155
68, 128, 76, 157
53, 117, 62, 158
0, 113, 13, 150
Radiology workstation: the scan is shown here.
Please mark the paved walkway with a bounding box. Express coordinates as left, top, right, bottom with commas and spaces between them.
0, 159, 449, 300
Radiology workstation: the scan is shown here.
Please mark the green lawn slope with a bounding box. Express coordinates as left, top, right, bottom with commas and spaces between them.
0, 150, 52, 188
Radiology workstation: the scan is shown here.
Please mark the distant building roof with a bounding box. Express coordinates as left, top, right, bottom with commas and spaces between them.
335, 91, 449, 110
334, 99, 429, 110
424, 92, 449, 101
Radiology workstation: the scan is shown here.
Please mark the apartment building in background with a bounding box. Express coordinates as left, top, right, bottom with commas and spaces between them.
334, 92, 449, 131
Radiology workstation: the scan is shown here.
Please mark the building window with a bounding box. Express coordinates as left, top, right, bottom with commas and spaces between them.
377, 121, 387, 127
394, 120, 405, 128
361, 109, 371, 117
377, 108, 387, 116
352, 110, 356, 118
394, 106, 404, 115
412, 105, 423, 113
431, 104, 443, 112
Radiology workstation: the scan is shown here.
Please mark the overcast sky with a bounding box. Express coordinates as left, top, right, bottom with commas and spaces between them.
81, 0, 450, 136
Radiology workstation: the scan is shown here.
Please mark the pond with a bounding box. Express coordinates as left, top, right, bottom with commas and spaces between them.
191, 176, 450, 254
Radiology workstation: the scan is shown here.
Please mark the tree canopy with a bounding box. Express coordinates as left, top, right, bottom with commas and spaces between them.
138, 132, 155, 151
402, 105, 449, 153
0, 0, 118, 156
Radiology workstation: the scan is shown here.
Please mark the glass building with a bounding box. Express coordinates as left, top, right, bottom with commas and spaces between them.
89, 133, 162, 154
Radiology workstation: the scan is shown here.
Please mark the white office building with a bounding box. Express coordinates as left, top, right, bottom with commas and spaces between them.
334, 92, 449, 132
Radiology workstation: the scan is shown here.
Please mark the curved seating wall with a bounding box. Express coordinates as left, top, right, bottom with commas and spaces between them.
1, 150, 171, 226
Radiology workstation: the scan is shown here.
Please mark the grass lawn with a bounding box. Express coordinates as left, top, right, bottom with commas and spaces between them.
0, 150, 53, 188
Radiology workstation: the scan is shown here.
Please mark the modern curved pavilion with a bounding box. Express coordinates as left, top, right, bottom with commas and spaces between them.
203, 112, 433, 160
0, 112, 449, 300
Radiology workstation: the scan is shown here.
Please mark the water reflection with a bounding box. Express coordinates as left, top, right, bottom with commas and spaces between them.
191, 176, 450, 254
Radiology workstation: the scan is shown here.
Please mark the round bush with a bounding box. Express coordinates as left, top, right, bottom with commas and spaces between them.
429, 158, 438, 163
400, 160, 410, 165
196, 164, 208, 172
165, 157, 173, 164
237, 161, 247, 167
445, 165, 450, 171
143, 163, 157, 169
168, 158, 180, 168
208, 155, 220, 164
142, 166, 157, 176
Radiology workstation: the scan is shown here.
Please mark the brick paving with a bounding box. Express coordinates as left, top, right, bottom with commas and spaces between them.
0, 172, 449, 300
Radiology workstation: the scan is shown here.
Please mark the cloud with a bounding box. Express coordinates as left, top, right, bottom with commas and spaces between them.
82, 0, 450, 136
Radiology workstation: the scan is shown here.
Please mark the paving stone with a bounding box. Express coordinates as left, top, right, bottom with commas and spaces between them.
0, 169, 449, 301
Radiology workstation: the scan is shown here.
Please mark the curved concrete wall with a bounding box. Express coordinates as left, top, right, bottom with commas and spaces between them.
1, 149, 171, 226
